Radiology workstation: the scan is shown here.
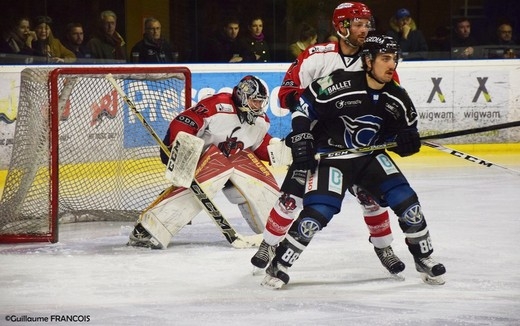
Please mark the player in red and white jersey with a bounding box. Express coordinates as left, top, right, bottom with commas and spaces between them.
160, 79, 272, 162
252, 2, 405, 276
128, 75, 280, 249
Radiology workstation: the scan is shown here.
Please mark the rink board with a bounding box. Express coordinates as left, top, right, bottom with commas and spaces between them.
1, 143, 519, 197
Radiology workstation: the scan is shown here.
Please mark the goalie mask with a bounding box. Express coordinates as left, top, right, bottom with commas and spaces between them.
232, 75, 269, 125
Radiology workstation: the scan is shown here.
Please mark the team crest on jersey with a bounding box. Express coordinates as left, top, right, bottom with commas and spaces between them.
216, 103, 234, 113
339, 115, 383, 147
218, 126, 244, 157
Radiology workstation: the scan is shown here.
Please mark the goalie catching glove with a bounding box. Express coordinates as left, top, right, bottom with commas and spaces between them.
285, 131, 317, 171
392, 129, 421, 157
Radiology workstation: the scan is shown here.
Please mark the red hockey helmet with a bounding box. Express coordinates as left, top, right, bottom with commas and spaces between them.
332, 2, 372, 32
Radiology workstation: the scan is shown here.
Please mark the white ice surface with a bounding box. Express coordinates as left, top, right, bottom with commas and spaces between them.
1, 153, 520, 326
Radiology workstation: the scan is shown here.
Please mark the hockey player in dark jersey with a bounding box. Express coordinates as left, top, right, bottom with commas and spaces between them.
252, 2, 406, 276
262, 33, 446, 288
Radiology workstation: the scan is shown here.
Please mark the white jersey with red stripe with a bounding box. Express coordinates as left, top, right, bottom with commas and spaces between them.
278, 41, 363, 108
163, 92, 272, 162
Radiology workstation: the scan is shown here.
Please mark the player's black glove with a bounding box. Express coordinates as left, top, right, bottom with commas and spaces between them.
286, 131, 318, 171
285, 91, 299, 110
393, 129, 421, 157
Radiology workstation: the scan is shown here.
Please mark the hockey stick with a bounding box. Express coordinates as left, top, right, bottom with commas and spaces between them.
420, 120, 520, 141
422, 141, 520, 175
320, 120, 520, 159
105, 74, 262, 248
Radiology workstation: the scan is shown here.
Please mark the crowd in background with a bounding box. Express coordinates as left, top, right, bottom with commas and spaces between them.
0, 6, 518, 65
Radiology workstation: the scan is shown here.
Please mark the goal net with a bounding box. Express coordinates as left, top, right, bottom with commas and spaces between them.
0, 66, 192, 243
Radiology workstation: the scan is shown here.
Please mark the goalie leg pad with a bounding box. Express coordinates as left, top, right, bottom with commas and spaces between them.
227, 149, 280, 234
222, 183, 264, 234
138, 187, 199, 249
138, 146, 234, 247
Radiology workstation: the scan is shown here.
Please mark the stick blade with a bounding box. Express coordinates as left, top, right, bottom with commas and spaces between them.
230, 234, 263, 249
165, 131, 204, 188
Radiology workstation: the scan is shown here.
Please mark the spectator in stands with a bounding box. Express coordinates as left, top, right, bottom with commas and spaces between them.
130, 17, 178, 63
203, 16, 254, 63
62, 23, 93, 61
32, 15, 76, 63
488, 21, 517, 59
87, 10, 127, 62
241, 16, 270, 62
0, 16, 36, 61
449, 17, 481, 59
493, 22, 517, 45
288, 23, 318, 59
386, 8, 428, 60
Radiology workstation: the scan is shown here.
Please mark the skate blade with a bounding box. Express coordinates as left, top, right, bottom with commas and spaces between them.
420, 273, 445, 285
261, 275, 285, 289
251, 266, 264, 276
390, 273, 405, 281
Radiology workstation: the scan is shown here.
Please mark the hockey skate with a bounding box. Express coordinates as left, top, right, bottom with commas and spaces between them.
374, 246, 406, 275
251, 240, 276, 269
414, 256, 446, 285
261, 260, 290, 289
127, 223, 161, 249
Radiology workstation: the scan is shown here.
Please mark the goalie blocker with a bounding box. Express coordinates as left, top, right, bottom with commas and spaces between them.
135, 145, 279, 249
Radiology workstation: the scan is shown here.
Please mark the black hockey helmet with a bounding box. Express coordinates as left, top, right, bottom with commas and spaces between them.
232, 75, 269, 125
361, 32, 401, 70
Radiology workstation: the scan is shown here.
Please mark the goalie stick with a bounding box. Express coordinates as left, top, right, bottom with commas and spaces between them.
105, 74, 262, 249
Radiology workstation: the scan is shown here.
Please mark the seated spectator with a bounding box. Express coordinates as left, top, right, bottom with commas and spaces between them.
87, 10, 126, 62
0, 16, 36, 63
130, 17, 178, 63
487, 21, 517, 59
62, 22, 93, 61
288, 23, 317, 59
386, 8, 428, 60
241, 16, 270, 62
32, 15, 76, 63
202, 16, 254, 63
449, 17, 482, 59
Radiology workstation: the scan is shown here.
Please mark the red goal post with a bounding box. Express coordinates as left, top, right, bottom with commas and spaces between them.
0, 66, 192, 244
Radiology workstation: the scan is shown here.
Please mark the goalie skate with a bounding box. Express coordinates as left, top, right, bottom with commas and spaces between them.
127, 223, 162, 249
414, 256, 446, 285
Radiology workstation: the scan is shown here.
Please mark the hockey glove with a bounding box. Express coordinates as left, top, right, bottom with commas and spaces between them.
286, 131, 318, 171
393, 129, 421, 157
285, 91, 299, 110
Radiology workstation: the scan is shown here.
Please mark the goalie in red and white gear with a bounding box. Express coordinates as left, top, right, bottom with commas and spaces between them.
128, 75, 280, 249
253, 2, 405, 276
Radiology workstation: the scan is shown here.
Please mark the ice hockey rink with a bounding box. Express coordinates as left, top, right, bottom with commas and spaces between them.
1, 145, 519, 326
